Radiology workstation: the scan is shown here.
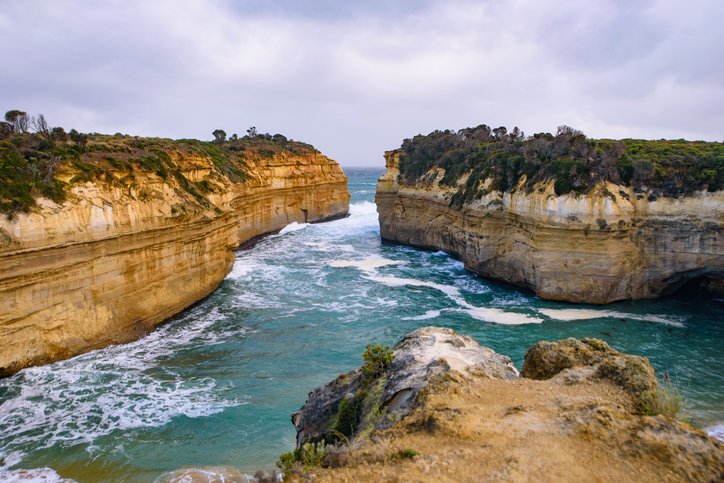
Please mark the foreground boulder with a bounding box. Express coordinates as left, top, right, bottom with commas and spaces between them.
521, 337, 658, 396
287, 327, 724, 482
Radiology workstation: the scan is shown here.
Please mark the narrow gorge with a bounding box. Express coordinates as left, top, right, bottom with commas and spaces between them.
0, 134, 349, 376
376, 128, 724, 304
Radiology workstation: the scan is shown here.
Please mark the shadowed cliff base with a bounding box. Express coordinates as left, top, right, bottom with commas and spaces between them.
376, 127, 724, 304
284, 328, 724, 483
0, 130, 350, 376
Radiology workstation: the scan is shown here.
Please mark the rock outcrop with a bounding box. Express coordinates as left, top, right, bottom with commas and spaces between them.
376, 151, 724, 303
287, 328, 724, 482
292, 327, 518, 446
0, 147, 349, 376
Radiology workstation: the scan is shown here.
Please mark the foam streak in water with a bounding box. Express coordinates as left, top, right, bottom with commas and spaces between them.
364, 275, 542, 325
538, 309, 685, 327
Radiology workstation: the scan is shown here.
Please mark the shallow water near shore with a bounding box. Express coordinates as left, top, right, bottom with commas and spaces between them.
1, 167, 723, 482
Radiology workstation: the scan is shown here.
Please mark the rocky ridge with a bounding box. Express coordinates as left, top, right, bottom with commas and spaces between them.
376, 151, 724, 304
287, 327, 724, 482
0, 146, 349, 375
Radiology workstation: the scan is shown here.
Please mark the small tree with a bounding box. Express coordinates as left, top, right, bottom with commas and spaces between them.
69, 128, 88, 147
212, 129, 227, 144
31, 114, 50, 139
247, 126, 257, 138
51, 127, 68, 143
5, 110, 29, 133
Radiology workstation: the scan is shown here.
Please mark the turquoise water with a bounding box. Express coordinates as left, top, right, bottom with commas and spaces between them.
1, 168, 723, 482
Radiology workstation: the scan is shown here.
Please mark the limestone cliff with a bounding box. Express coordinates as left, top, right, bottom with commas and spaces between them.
0, 139, 349, 376
376, 151, 724, 304
285, 328, 724, 483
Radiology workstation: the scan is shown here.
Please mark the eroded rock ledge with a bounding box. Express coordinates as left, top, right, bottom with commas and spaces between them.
0, 150, 349, 375
376, 151, 724, 304
289, 327, 724, 482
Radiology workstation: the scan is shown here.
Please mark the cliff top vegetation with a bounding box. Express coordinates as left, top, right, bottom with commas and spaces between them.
395, 125, 724, 208
0, 109, 317, 217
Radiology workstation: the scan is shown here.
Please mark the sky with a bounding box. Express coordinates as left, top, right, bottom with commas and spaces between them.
1, 0, 722, 167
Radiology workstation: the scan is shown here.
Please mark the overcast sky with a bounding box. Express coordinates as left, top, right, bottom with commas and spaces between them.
1, 0, 722, 167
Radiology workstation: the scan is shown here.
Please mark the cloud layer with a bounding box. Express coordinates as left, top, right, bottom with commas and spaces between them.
1, 0, 722, 166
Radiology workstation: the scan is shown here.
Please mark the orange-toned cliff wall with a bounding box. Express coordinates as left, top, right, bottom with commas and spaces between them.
376, 151, 724, 304
0, 151, 349, 376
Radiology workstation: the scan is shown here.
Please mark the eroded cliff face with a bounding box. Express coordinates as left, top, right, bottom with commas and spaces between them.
376, 151, 724, 304
0, 150, 349, 376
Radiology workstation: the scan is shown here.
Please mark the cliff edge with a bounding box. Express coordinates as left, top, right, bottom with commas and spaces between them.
0, 133, 349, 375
285, 328, 724, 482
376, 132, 724, 303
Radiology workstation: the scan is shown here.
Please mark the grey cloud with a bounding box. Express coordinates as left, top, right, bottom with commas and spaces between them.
0, 0, 721, 167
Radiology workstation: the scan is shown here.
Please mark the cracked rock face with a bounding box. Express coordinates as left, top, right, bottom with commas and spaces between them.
381, 327, 519, 414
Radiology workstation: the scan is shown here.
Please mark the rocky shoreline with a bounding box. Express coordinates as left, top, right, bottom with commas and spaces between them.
286, 327, 724, 482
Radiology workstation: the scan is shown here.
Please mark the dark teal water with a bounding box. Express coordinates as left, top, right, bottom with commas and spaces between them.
1, 168, 723, 482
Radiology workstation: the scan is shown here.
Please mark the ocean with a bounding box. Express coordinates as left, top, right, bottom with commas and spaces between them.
1, 167, 723, 482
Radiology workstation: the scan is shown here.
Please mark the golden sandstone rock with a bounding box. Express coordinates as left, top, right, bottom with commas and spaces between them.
0, 149, 349, 376
376, 151, 724, 304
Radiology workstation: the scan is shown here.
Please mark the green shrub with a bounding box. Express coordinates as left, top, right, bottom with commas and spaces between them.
642, 374, 691, 423
396, 125, 724, 201
361, 344, 394, 385
276, 440, 327, 472
393, 449, 419, 459
335, 395, 364, 439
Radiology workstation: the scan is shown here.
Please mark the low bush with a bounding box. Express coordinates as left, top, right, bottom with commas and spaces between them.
397, 124, 724, 205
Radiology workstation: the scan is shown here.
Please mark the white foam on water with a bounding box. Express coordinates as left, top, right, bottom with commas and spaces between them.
225, 263, 255, 280
277, 222, 308, 235
155, 465, 266, 483
302, 242, 355, 253
155, 466, 268, 483
331, 258, 405, 273
234, 292, 282, 310
365, 275, 543, 325
375, 297, 399, 307
364, 275, 462, 298
348, 201, 378, 217
402, 310, 441, 321
226, 259, 290, 283
538, 309, 685, 327
0, 307, 246, 458
707, 425, 724, 443
0, 467, 76, 483
460, 307, 543, 325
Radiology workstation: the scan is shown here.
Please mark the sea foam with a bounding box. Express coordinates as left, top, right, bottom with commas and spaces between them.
0, 467, 76, 483
0, 306, 245, 459
538, 309, 685, 327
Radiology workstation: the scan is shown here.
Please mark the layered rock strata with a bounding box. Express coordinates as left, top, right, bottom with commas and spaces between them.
288, 327, 724, 482
0, 150, 349, 376
376, 151, 724, 303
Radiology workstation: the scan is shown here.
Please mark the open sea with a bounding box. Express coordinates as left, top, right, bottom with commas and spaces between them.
1, 167, 723, 482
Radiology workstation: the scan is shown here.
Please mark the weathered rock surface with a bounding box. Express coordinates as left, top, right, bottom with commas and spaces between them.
375, 151, 724, 303
382, 327, 518, 414
522, 337, 657, 396
292, 327, 517, 446
0, 150, 349, 376
288, 328, 724, 483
